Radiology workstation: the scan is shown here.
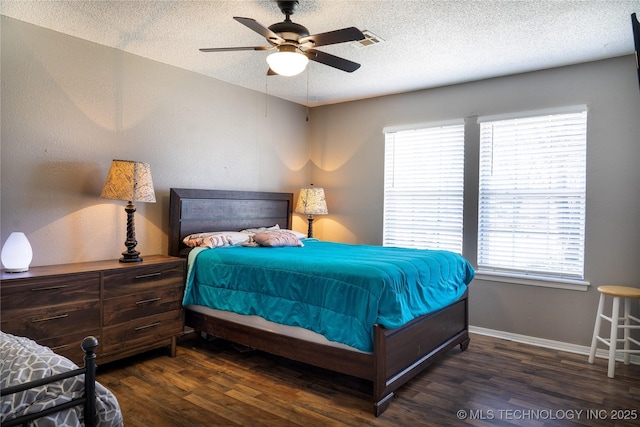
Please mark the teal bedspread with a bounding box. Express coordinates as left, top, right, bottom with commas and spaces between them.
183, 239, 474, 352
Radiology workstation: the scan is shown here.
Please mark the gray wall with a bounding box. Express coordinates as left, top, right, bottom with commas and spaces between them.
1, 17, 311, 265
308, 56, 640, 347
3, 17, 640, 347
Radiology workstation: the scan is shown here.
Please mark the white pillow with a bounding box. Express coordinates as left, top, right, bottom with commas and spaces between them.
241, 224, 280, 234
182, 231, 252, 248
241, 225, 306, 240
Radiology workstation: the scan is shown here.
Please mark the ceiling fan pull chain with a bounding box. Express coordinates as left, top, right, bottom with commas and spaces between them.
306, 66, 309, 122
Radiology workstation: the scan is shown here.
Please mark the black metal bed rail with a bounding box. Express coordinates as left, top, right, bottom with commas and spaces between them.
1, 336, 98, 427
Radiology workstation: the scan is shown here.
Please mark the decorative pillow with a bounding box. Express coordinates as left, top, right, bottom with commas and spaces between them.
241, 225, 280, 234
253, 230, 304, 247
241, 225, 307, 240
183, 231, 251, 248
281, 229, 307, 240
223, 232, 254, 246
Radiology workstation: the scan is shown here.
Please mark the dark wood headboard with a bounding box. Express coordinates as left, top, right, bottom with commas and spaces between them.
169, 188, 293, 257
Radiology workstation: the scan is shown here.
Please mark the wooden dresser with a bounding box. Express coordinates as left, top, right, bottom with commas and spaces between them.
0, 255, 185, 365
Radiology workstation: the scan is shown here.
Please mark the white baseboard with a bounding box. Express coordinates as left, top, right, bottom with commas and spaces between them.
469, 325, 640, 365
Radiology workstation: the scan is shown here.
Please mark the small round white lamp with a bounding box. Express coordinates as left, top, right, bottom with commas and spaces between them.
1, 232, 33, 272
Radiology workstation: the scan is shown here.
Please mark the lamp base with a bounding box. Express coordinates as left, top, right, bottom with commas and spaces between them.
119, 253, 143, 263
119, 201, 143, 263
3, 267, 29, 273
306, 216, 314, 238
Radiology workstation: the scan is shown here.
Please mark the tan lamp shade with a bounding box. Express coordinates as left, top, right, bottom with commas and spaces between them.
295, 186, 328, 215
101, 160, 156, 203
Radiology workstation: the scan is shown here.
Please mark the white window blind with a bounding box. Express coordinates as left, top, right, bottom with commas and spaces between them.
383, 123, 465, 253
477, 108, 587, 280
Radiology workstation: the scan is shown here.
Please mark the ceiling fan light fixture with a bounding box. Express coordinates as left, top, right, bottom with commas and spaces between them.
267, 46, 309, 76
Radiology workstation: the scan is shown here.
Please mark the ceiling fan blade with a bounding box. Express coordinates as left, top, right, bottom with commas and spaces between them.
200, 46, 272, 52
299, 27, 364, 47
234, 17, 284, 44
304, 49, 361, 73
267, 68, 278, 76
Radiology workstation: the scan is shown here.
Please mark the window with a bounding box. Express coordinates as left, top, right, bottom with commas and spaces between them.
477, 107, 587, 281
383, 121, 465, 253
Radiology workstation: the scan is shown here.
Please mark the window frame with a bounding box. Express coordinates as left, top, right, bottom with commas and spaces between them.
475, 106, 589, 291
382, 119, 466, 254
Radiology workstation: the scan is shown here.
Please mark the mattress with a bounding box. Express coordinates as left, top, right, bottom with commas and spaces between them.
185, 303, 369, 353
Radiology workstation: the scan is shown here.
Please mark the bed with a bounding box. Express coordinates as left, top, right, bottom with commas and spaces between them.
0, 332, 122, 427
169, 187, 474, 416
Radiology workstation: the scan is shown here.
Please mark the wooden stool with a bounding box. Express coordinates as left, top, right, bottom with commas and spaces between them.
588, 285, 640, 378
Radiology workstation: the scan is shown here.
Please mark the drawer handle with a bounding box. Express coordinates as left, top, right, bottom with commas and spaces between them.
31, 285, 68, 292
135, 297, 162, 305
134, 272, 162, 280
31, 314, 69, 323
134, 322, 160, 331
50, 344, 70, 351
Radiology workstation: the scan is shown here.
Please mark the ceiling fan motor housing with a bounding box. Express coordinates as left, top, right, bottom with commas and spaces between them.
269, 21, 309, 41
271, 1, 308, 42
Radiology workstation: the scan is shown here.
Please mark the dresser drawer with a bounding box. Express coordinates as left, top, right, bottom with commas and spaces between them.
1, 300, 101, 340
1, 272, 99, 311
103, 286, 184, 324
38, 329, 102, 365
103, 261, 184, 298
101, 310, 184, 353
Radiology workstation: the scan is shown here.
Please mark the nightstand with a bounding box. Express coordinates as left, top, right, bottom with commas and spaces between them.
1, 255, 186, 365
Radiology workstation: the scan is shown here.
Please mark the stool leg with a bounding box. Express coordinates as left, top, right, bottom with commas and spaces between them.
623, 297, 630, 365
589, 293, 606, 364
607, 296, 620, 378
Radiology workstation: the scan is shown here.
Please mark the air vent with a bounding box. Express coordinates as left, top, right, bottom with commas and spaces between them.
353, 30, 384, 47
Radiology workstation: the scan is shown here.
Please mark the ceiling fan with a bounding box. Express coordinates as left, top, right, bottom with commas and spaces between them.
199, 0, 365, 76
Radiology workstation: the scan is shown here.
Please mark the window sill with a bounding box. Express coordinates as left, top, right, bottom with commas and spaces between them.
474, 270, 590, 292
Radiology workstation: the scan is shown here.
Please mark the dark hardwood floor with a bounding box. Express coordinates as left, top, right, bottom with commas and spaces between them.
96, 333, 639, 426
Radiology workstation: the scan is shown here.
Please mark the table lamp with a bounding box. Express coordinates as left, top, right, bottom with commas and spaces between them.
295, 185, 328, 238
1, 232, 33, 272
101, 160, 156, 262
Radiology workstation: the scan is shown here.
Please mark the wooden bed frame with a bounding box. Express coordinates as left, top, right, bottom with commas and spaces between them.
1, 336, 99, 427
169, 188, 470, 416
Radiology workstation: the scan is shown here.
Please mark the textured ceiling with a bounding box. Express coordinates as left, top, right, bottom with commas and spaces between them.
2, 0, 638, 106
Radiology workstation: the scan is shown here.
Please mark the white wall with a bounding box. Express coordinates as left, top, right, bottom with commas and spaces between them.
1, 17, 311, 265
309, 56, 640, 346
